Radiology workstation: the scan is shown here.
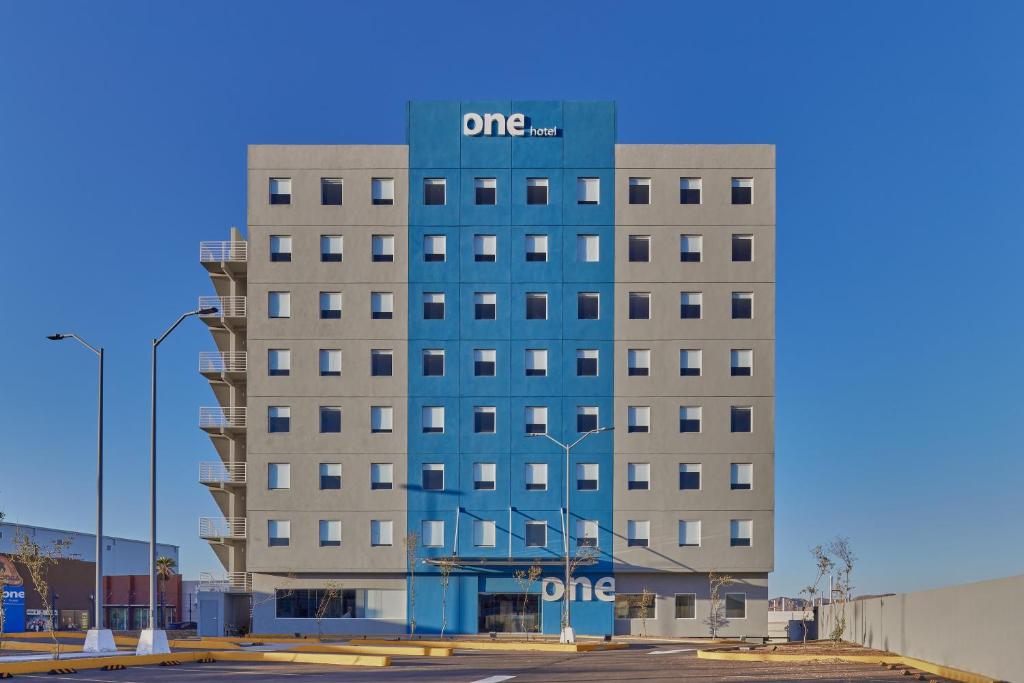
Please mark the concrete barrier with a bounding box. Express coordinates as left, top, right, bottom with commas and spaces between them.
358, 638, 627, 653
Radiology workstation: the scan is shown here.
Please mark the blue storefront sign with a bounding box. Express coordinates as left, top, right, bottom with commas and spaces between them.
2, 584, 26, 633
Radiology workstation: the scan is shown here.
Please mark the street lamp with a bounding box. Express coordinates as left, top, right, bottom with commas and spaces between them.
137, 306, 216, 656
47, 332, 116, 653
527, 426, 613, 644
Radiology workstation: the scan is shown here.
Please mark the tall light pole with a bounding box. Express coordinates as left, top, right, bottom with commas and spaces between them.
136, 307, 216, 656
46, 333, 115, 653
527, 426, 613, 644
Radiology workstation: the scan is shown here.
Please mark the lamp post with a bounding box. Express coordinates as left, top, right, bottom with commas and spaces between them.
47, 332, 116, 653
527, 426, 613, 644
136, 307, 216, 656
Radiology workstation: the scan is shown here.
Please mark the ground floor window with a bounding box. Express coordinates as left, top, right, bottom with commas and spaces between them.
674, 593, 696, 619
275, 588, 404, 619
725, 593, 746, 619
614, 593, 656, 619
107, 607, 128, 630
477, 593, 539, 633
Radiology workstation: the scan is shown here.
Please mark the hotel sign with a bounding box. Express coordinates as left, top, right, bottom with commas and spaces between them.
541, 575, 615, 602
463, 112, 558, 137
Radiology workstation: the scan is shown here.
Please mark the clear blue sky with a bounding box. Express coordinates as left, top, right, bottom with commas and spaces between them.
1, 1, 1021, 599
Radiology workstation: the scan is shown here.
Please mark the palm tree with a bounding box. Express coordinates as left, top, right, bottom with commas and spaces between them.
155, 557, 176, 627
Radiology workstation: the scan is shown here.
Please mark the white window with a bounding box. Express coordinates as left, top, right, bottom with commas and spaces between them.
370, 463, 393, 490
731, 463, 754, 490
732, 291, 754, 319
576, 234, 600, 262
731, 177, 753, 205
679, 520, 701, 547
473, 462, 496, 490
628, 292, 651, 320
731, 349, 753, 376
627, 406, 650, 433
732, 234, 754, 262
475, 177, 497, 205
679, 463, 702, 490
319, 463, 342, 489
627, 462, 650, 491
321, 235, 343, 262
675, 593, 697, 619
680, 349, 702, 377
525, 463, 548, 491
319, 520, 341, 547
268, 349, 290, 376
319, 291, 342, 318
576, 519, 599, 547
576, 349, 598, 376
423, 177, 446, 205
371, 406, 393, 433
473, 520, 496, 547
268, 291, 291, 318
269, 235, 292, 262
474, 234, 497, 262
525, 348, 548, 376
269, 177, 291, 204
423, 291, 445, 319
731, 519, 753, 547
474, 348, 496, 376
525, 521, 547, 547
628, 177, 651, 205
474, 406, 496, 433
628, 234, 651, 262
422, 463, 444, 491
680, 406, 702, 433
731, 406, 753, 433
627, 520, 650, 547
526, 177, 549, 205
422, 405, 445, 433
576, 462, 599, 491
424, 234, 446, 262
372, 177, 394, 205
371, 519, 393, 546
474, 292, 497, 319
726, 593, 747, 618
371, 292, 394, 320
577, 177, 600, 204
268, 406, 290, 433
268, 519, 290, 547
680, 234, 702, 262
680, 291, 702, 319
267, 463, 290, 490
525, 292, 548, 320
627, 348, 650, 376
422, 520, 444, 547
372, 234, 395, 262
321, 177, 343, 205
680, 177, 702, 204
319, 349, 341, 376
525, 234, 548, 261
525, 406, 548, 434
577, 405, 599, 432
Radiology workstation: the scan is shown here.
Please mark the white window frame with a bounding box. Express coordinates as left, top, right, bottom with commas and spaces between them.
679, 519, 702, 547
319, 349, 342, 376
674, 593, 698, 620
372, 177, 394, 204
267, 462, 290, 490
319, 520, 342, 547
627, 519, 650, 546
576, 519, 599, 547
473, 519, 496, 548
627, 462, 650, 490
525, 348, 548, 376
422, 520, 444, 548
524, 463, 548, 491
422, 405, 445, 433
576, 234, 600, 262
370, 405, 393, 433
370, 463, 393, 490
576, 177, 600, 204
268, 291, 291, 319
370, 519, 393, 546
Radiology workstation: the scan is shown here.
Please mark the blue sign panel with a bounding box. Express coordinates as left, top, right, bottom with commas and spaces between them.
2, 583, 26, 632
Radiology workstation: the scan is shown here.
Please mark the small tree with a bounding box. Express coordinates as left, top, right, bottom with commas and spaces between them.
313, 581, 340, 641
628, 587, 654, 637
437, 557, 457, 639
513, 565, 542, 639
706, 569, 733, 639
405, 532, 419, 637
827, 537, 855, 646
562, 545, 598, 630
13, 530, 72, 659
247, 573, 295, 636
155, 556, 177, 628
799, 544, 834, 644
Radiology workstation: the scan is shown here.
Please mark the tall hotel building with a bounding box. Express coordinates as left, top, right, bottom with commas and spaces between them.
198, 101, 774, 637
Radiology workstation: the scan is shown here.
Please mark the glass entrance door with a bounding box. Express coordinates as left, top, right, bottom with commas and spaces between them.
477, 593, 539, 633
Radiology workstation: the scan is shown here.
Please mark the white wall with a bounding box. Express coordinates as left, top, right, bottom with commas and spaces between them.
0, 522, 179, 575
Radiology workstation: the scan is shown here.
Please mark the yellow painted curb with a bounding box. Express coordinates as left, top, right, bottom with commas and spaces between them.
360, 638, 627, 653
0, 641, 66, 653
168, 639, 242, 650
0, 651, 204, 675
288, 643, 452, 657
1, 632, 84, 640
214, 650, 390, 667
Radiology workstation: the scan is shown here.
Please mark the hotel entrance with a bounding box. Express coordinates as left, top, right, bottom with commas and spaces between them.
477, 593, 540, 633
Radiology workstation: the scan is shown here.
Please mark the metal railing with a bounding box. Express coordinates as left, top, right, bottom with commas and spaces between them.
199, 351, 247, 373
199, 241, 248, 263
198, 571, 252, 592
199, 461, 247, 485
199, 296, 246, 318
199, 517, 247, 539
199, 406, 247, 429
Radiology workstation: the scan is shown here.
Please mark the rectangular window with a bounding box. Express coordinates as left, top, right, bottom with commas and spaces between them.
371, 519, 393, 546
577, 177, 600, 204
473, 462, 496, 490
370, 463, 393, 491
629, 292, 651, 320
525, 292, 548, 320
731, 177, 753, 204
732, 234, 753, 262
371, 406, 393, 433
268, 291, 291, 319
576, 234, 599, 262
474, 234, 497, 262
372, 178, 394, 205
525, 234, 548, 261
319, 520, 342, 547
370, 349, 393, 377
474, 406, 496, 434
524, 463, 547, 491
321, 235, 343, 262
576, 462, 598, 491
679, 463, 702, 490
371, 234, 395, 262
731, 349, 753, 376
678, 520, 701, 547
423, 178, 446, 205
268, 520, 290, 546
628, 235, 650, 262
319, 349, 341, 377
422, 520, 444, 547
525, 406, 548, 434
319, 406, 342, 433
269, 235, 292, 262
424, 234, 446, 262
576, 349, 598, 376
731, 463, 753, 490
268, 406, 290, 433
422, 406, 445, 433
680, 177, 701, 204
474, 292, 496, 320
680, 349, 702, 377
525, 348, 547, 377
577, 405, 599, 432
680, 292, 702, 319
319, 463, 342, 490
627, 348, 650, 376
627, 406, 650, 433
731, 406, 753, 433
577, 292, 600, 320
525, 521, 547, 547
473, 520, 496, 547
371, 292, 394, 320
475, 177, 496, 205
576, 519, 598, 547
627, 520, 650, 547
628, 177, 651, 205
732, 292, 753, 319
726, 593, 747, 618
268, 349, 290, 377
422, 349, 445, 377
675, 593, 696, 619
680, 407, 702, 433
627, 462, 650, 490
474, 348, 496, 377
321, 178, 343, 205
319, 291, 342, 319
615, 594, 656, 620
526, 177, 549, 205
267, 462, 290, 490
423, 292, 445, 320
269, 177, 291, 205
680, 234, 702, 262
730, 520, 752, 547
422, 463, 444, 491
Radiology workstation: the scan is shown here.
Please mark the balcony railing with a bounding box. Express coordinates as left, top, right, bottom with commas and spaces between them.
199, 296, 246, 318
199, 241, 248, 263
199, 461, 247, 485
199, 351, 247, 373
199, 517, 247, 540
199, 406, 247, 429
198, 571, 252, 593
